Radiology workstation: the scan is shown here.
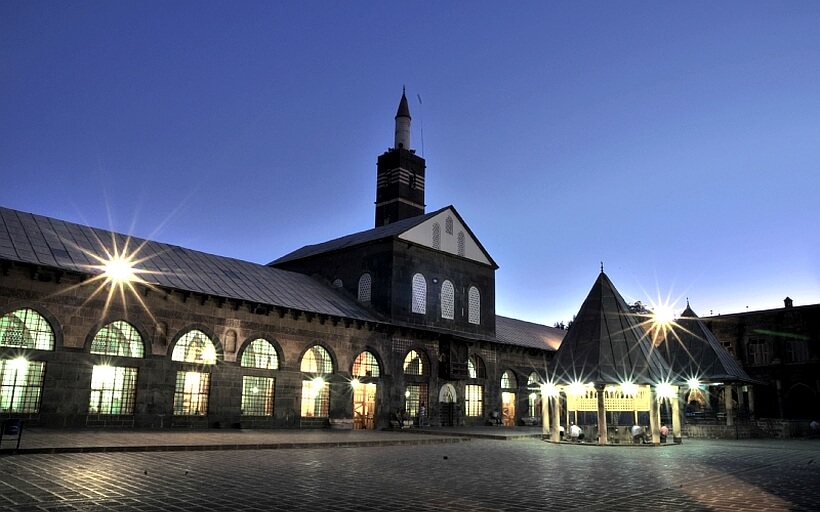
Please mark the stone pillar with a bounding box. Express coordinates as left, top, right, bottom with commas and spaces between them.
747, 385, 756, 419
596, 384, 608, 445
672, 387, 682, 444
541, 393, 549, 438
649, 386, 661, 445
551, 394, 561, 443
724, 384, 734, 426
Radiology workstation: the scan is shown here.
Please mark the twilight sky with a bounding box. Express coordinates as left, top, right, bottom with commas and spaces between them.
2, 1, 819, 326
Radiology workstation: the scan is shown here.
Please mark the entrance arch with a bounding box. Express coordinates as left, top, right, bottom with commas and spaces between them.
439, 383, 458, 426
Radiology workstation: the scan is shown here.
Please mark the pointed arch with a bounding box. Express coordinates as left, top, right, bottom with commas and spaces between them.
172, 330, 217, 364
90, 320, 145, 357
352, 350, 381, 377
0, 307, 55, 350
403, 349, 430, 376
240, 338, 280, 369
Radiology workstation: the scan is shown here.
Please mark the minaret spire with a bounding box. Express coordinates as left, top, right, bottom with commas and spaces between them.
394, 87, 411, 149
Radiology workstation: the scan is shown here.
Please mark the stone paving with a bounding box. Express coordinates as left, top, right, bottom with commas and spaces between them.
0, 429, 818, 511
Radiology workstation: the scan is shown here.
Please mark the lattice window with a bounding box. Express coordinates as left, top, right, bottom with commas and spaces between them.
332, 278, 343, 288
173, 371, 210, 415
0, 308, 55, 350
747, 337, 770, 366
91, 321, 144, 357
89, 365, 138, 415
172, 330, 217, 364
465, 384, 484, 417
241, 339, 279, 369
457, 232, 465, 256
404, 383, 428, 418
501, 370, 517, 389
441, 280, 455, 320
352, 351, 380, 377
445, 216, 453, 235
527, 372, 540, 388
411, 273, 427, 314
242, 376, 275, 416
468, 286, 481, 325
301, 378, 329, 417
403, 350, 429, 376
0, 359, 45, 413
467, 354, 486, 379
358, 273, 372, 303
432, 223, 441, 250
300, 345, 333, 374
786, 339, 809, 363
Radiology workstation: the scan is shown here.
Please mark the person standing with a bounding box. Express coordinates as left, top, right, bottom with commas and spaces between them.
418, 402, 426, 427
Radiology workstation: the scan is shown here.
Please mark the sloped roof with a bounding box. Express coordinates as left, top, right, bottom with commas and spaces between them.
548, 272, 671, 385
0, 206, 381, 322
659, 304, 757, 384
270, 205, 498, 268
496, 316, 564, 351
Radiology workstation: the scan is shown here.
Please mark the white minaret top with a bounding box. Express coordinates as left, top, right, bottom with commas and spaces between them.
394, 88, 411, 150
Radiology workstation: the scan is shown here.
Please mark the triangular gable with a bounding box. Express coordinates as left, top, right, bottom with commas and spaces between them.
398, 206, 496, 267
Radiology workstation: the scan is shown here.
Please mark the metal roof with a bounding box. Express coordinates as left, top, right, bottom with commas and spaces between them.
659, 304, 757, 384
496, 316, 563, 351
548, 272, 672, 385
0, 206, 381, 322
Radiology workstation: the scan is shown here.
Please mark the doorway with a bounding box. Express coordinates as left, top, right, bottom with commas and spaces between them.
502, 391, 516, 426
353, 383, 376, 429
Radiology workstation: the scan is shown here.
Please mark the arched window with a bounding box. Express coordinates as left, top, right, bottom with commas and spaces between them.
0, 308, 53, 413
457, 232, 465, 256
432, 222, 441, 249
0, 308, 55, 350
172, 330, 216, 416
332, 278, 343, 289
352, 351, 380, 377
527, 372, 541, 417
411, 273, 427, 314
300, 345, 333, 418
403, 350, 429, 376
467, 354, 486, 379
358, 273, 372, 303
91, 320, 144, 357
89, 321, 143, 416
241, 339, 279, 369
501, 370, 517, 389
445, 216, 454, 235
468, 286, 481, 325
240, 339, 278, 417
441, 280, 455, 320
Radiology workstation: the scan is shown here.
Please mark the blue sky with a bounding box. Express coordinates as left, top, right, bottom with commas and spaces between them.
2, 1, 819, 326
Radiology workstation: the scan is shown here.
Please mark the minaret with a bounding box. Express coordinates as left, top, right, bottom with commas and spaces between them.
375, 89, 426, 227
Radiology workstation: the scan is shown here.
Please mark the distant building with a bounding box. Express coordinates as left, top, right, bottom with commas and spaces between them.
0, 91, 564, 430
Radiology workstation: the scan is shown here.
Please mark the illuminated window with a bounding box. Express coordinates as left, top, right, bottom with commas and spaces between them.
89, 365, 138, 415
300, 345, 333, 374
457, 232, 465, 256
405, 383, 428, 418
467, 354, 486, 379
358, 273, 372, 303
501, 370, 517, 389
300, 378, 329, 417
0, 359, 45, 413
468, 286, 481, 325
172, 330, 217, 364
91, 320, 144, 357
465, 384, 483, 417
241, 339, 279, 369
441, 280, 455, 320
242, 376, 275, 416
352, 351, 380, 377
173, 371, 210, 415
527, 372, 540, 417
0, 308, 55, 350
403, 350, 429, 376
411, 273, 427, 314
445, 216, 453, 235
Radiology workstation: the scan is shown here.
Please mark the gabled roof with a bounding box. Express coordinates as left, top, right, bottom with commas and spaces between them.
0, 206, 381, 322
548, 272, 671, 385
496, 316, 564, 351
659, 303, 757, 384
270, 205, 498, 268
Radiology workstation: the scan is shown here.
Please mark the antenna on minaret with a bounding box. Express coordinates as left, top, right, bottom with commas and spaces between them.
417, 93, 424, 157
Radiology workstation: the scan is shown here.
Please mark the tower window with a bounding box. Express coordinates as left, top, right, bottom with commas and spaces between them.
468, 286, 481, 325
358, 273, 372, 303
411, 273, 427, 314
441, 280, 455, 320
432, 223, 441, 250
445, 216, 453, 235
457, 232, 465, 257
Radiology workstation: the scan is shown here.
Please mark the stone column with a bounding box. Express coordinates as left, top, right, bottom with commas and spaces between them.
672, 387, 682, 444
724, 384, 734, 426
541, 393, 549, 438
596, 384, 608, 445
551, 394, 562, 443
747, 385, 756, 419
649, 385, 661, 445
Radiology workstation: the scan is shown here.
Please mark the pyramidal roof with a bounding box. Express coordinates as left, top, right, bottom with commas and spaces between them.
549, 271, 671, 385
658, 303, 756, 383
